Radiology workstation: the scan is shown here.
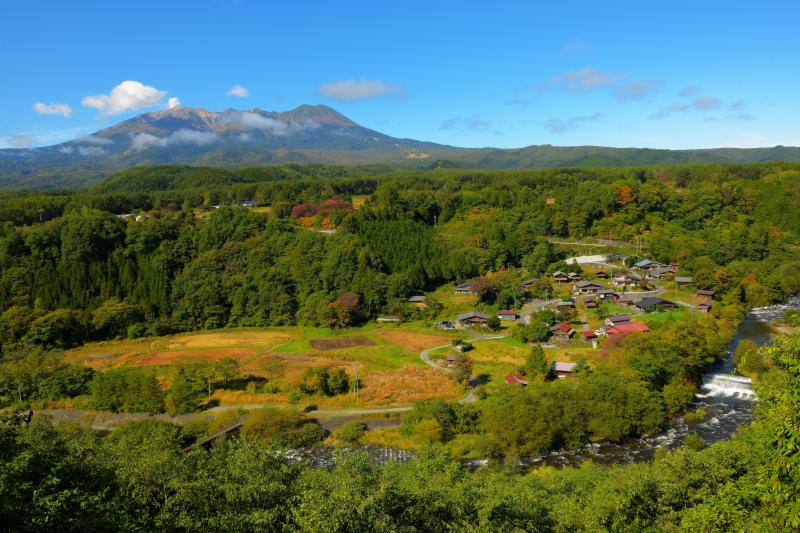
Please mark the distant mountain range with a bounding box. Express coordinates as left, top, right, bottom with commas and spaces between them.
2, 104, 800, 190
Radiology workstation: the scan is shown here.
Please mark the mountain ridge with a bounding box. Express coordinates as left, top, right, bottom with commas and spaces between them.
2, 104, 800, 190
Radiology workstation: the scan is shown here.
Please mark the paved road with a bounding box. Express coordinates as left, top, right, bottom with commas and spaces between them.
206, 404, 412, 415
419, 333, 507, 404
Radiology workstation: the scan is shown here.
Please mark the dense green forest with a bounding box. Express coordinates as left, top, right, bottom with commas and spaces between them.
2, 162, 800, 352
2, 331, 799, 531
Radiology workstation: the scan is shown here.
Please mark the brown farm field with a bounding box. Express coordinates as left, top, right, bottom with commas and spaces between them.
64, 325, 467, 407
168, 330, 296, 349
242, 353, 349, 382
310, 337, 375, 350
375, 330, 452, 352
131, 348, 257, 367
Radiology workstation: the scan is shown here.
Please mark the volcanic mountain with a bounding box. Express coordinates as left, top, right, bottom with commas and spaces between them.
2, 104, 800, 189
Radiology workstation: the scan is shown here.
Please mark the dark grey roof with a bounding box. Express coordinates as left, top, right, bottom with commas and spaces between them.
456, 312, 489, 321
635, 297, 674, 308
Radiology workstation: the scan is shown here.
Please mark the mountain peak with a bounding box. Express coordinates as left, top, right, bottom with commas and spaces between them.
281, 104, 357, 126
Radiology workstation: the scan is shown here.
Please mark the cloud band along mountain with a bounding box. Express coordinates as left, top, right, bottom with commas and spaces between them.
1, 104, 799, 189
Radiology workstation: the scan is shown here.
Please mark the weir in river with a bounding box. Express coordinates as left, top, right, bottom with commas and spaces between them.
698, 373, 755, 400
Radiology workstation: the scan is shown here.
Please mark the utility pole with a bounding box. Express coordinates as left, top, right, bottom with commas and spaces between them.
354, 364, 359, 403
515, 347, 519, 374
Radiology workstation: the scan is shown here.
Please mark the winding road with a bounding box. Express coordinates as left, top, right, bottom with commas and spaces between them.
419, 333, 508, 404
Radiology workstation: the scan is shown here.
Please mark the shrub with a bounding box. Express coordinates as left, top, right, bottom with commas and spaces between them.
336, 421, 366, 442
240, 407, 326, 447
206, 410, 239, 436
684, 432, 705, 451
414, 419, 443, 443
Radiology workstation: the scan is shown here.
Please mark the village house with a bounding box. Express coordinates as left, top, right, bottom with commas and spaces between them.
573, 280, 605, 294
567, 272, 583, 282
698, 302, 712, 313
444, 354, 463, 367
696, 289, 715, 303
597, 288, 617, 300
606, 321, 651, 336
634, 297, 678, 312
455, 312, 489, 328
645, 266, 671, 280
584, 298, 598, 309
632, 259, 666, 270
504, 374, 529, 386
408, 295, 427, 307
454, 280, 478, 295
552, 300, 575, 310
553, 361, 577, 379
549, 323, 575, 342
675, 276, 694, 285
594, 270, 610, 279
497, 310, 518, 321
552, 271, 570, 283
581, 330, 598, 342
613, 272, 641, 288
605, 314, 631, 327
519, 278, 538, 290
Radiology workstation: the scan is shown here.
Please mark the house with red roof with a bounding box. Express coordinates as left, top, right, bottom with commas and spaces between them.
504, 374, 529, 386
606, 321, 651, 336
549, 323, 575, 342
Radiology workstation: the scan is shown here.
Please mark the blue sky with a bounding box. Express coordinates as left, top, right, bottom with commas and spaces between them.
1, 0, 799, 150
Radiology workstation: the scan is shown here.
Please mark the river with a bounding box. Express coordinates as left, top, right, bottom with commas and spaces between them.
306, 296, 799, 470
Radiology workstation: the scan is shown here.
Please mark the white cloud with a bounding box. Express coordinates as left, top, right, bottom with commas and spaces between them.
693, 96, 721, 110
79, 135, 113, 145
237, 112, 287, 133
679, 85, 701, 98
77, 146, 106, 156
544, 113, 604, 134
507, 98, 531, 108
130, 129, 218, 151
6, 134, 38, 148
544, 67, 620, 92
652, 96, 722, 118
82, 80, 167, 115
226, 84, 250, 98
613, 80, 658, 102
163, 129, 217, 145
440, 115, 491, 131
58, 146, 74, 154
130, 133, 159, 151
318, 78, 405, 101
727, 112, 756, 121
168, 97, 181, 108
220, 111, 319, 136
562, 39, 585, 54
33, 102, 72, 118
